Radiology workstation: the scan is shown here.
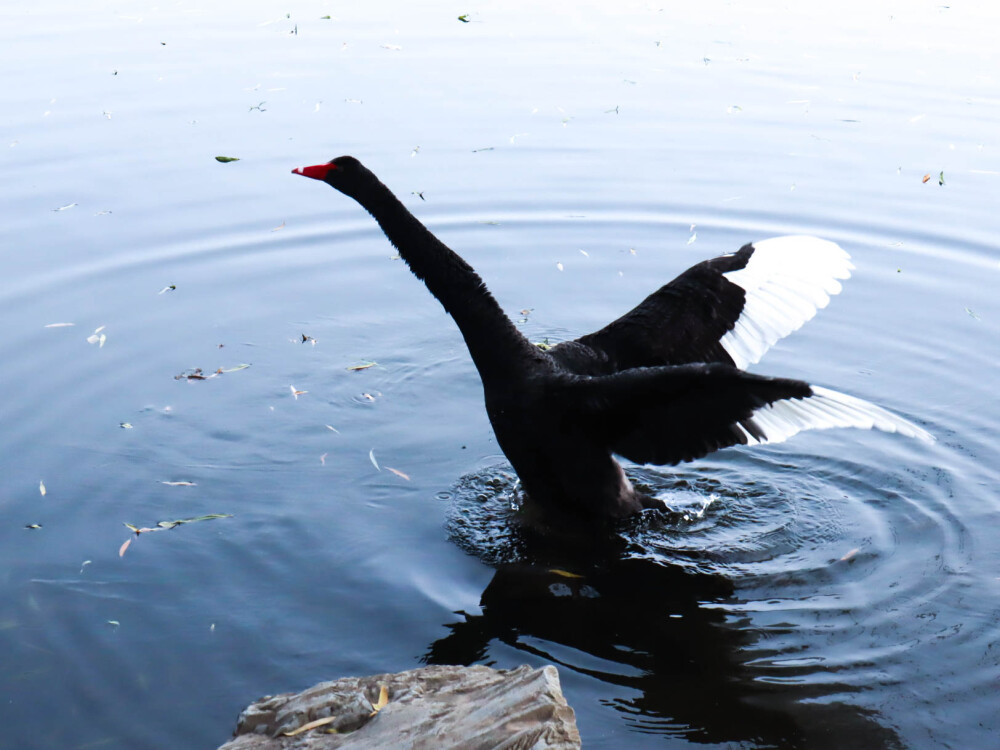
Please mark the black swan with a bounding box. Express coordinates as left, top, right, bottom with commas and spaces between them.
293, 156, 932, 520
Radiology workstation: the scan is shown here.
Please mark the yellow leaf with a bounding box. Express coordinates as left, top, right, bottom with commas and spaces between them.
549, 568, 583, 579
369, 685, 389, 716
282, 716, 337, 736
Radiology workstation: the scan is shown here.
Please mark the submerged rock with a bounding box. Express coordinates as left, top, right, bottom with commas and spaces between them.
218, 664, 580, 749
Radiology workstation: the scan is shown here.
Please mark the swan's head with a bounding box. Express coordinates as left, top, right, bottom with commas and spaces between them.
292, 155, 373, 198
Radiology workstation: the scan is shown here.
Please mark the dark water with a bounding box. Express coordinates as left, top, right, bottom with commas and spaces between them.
2, 1, 998, 748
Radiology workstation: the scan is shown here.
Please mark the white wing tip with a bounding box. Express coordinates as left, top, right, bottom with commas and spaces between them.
741, 385, 934, 448
720, 236, 854, 369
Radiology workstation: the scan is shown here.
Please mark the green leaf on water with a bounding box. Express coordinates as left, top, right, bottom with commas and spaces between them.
215, 156, 240, 163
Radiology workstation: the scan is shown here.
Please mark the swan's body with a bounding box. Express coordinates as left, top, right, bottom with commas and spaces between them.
293, 156, 931, 520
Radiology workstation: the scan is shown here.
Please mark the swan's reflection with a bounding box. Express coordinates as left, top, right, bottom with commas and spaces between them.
425, 520, 901, 749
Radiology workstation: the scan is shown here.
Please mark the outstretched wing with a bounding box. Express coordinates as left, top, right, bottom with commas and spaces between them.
550, 364, 932, 467
548, 236, 853, 374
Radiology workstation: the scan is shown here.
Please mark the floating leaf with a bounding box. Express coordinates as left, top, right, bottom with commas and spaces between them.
119, 538, 132, 557
369, 449, 380, 471
215, 156, 240, 163
369, 685, 389, 716
347, 361, 377, 371
39, 481, 46, 496
283, 717, 337, 736
386, 467, 410, 481
25, 523, 42, 530
549, 568, 584, 579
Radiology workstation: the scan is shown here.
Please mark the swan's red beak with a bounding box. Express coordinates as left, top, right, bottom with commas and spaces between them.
292, 163, 337, 181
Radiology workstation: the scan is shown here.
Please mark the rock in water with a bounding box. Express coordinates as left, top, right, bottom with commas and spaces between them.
218, 664, 581, 749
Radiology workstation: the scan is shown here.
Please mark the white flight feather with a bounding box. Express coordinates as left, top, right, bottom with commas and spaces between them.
720, 236, 854, 369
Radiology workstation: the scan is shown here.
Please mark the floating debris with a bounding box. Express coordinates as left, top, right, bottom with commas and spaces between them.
119, 514, 234, 556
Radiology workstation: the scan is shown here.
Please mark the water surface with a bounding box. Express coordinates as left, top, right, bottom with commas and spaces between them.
2, 1, 998, 748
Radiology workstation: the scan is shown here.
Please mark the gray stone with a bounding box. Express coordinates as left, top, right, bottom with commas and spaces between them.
218, 664, 581, 750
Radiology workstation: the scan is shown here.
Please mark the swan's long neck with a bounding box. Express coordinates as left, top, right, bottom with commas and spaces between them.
354, 183, 537, 378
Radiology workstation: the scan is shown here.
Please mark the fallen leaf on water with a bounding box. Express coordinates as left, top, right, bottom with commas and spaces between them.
25, 523, 42, 530
161, 481, 196, 486
549, 568, 584, 579
369, 449, 380, 471
369, 685, 389, 716
175, 368, 209, 380
39, 481, 46, 496
386, 467, 410, 481
347, 361, 377, 371
215, 156, 240, 163
119, 514, 233, 556
840, 548, 860, 562
44, 322, 75, 328
283, 717, 337, 736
